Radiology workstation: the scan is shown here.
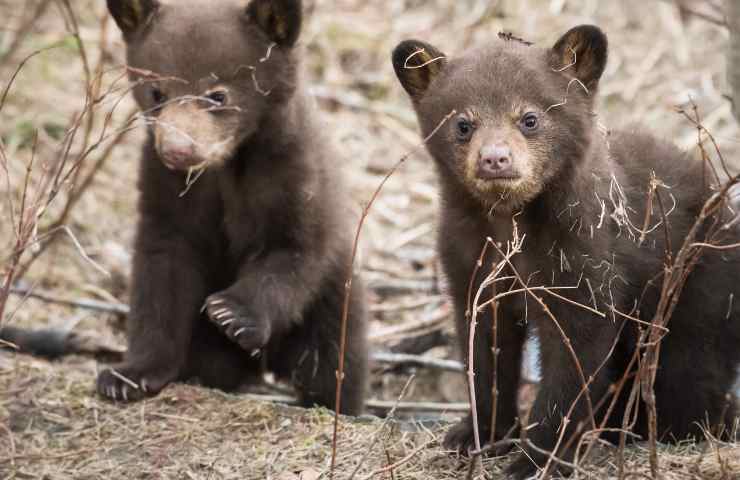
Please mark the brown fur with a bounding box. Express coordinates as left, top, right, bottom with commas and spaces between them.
394, 25, 740, 477
95, 0, 368, 414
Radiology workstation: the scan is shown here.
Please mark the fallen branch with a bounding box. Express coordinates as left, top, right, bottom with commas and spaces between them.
8, 285, 129, 315
244, 393, 470, 414
371, 351, 463, 372
369, 308, 450, 342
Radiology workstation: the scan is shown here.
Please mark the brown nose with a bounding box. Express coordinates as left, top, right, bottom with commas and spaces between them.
477, 144, 516, 180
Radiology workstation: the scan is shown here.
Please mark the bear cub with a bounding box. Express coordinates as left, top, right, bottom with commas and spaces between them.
394, 25, 740, 477
96, 0, 368, 414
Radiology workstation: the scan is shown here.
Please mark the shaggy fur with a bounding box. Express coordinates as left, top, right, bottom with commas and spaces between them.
93, 0, 368, 414
393, 25, 740, 477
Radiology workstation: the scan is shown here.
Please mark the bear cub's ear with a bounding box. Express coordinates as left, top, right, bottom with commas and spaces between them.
247, 0, 302, 47
551, 25, 608, 90
392, 40, 447, 102
107, 0, 159, 39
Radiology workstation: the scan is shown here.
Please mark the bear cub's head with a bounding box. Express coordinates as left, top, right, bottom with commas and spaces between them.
393, 25, 608, 213
108, 0, 303, 171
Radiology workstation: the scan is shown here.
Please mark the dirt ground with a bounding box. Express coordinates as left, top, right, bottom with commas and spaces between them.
2, 0, 740, 478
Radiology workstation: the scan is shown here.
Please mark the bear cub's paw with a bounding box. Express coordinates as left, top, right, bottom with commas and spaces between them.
444, 416, 484, 454
97, 362, 176, 402
506, 454, 541, 479
444, 415, 515, 457
204, 292, 271, 355
506, 451, 569, 480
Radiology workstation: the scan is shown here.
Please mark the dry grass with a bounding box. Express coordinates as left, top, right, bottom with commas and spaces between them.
1, 0, 740, 478
2, 357, 740, 479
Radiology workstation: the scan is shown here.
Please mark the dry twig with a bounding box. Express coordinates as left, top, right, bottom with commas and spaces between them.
329, 110, 457, 478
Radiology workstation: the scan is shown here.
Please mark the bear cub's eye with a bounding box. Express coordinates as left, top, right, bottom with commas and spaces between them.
151, 87, 167, 105
520, 112, 539, 133
206, 91, 228, 106
455, 117, 475, 142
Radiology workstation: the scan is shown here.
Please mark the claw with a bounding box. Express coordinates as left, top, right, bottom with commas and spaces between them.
251, 349, 261, 357
221, 318, 234, 327
110, 369, 140, 389
234, 327, 246, 337
141, 379, 149, 393
209, 298, 225, 306
213, 308, 229, 316
122, 385, 129, 402
215, 311, 232, 319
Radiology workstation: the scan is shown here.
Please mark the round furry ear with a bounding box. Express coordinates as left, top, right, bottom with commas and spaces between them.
107, 0, 159, 39
392, 40, 447, 102
551, 25, 608, 90
247, 0, 302, 47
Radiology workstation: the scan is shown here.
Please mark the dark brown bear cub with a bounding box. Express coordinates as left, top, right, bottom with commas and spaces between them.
394, 26, 740, 477
96, 0, 368, 414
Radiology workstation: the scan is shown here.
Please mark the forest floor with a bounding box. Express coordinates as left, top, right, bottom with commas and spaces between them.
1, 0, 740, 478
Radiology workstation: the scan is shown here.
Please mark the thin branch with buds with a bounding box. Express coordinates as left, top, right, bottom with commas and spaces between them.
329, 110, 457, 478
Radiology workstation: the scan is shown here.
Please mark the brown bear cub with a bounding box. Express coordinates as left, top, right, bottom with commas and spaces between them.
394, 26, 740, 477
96, 0, 368, 414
